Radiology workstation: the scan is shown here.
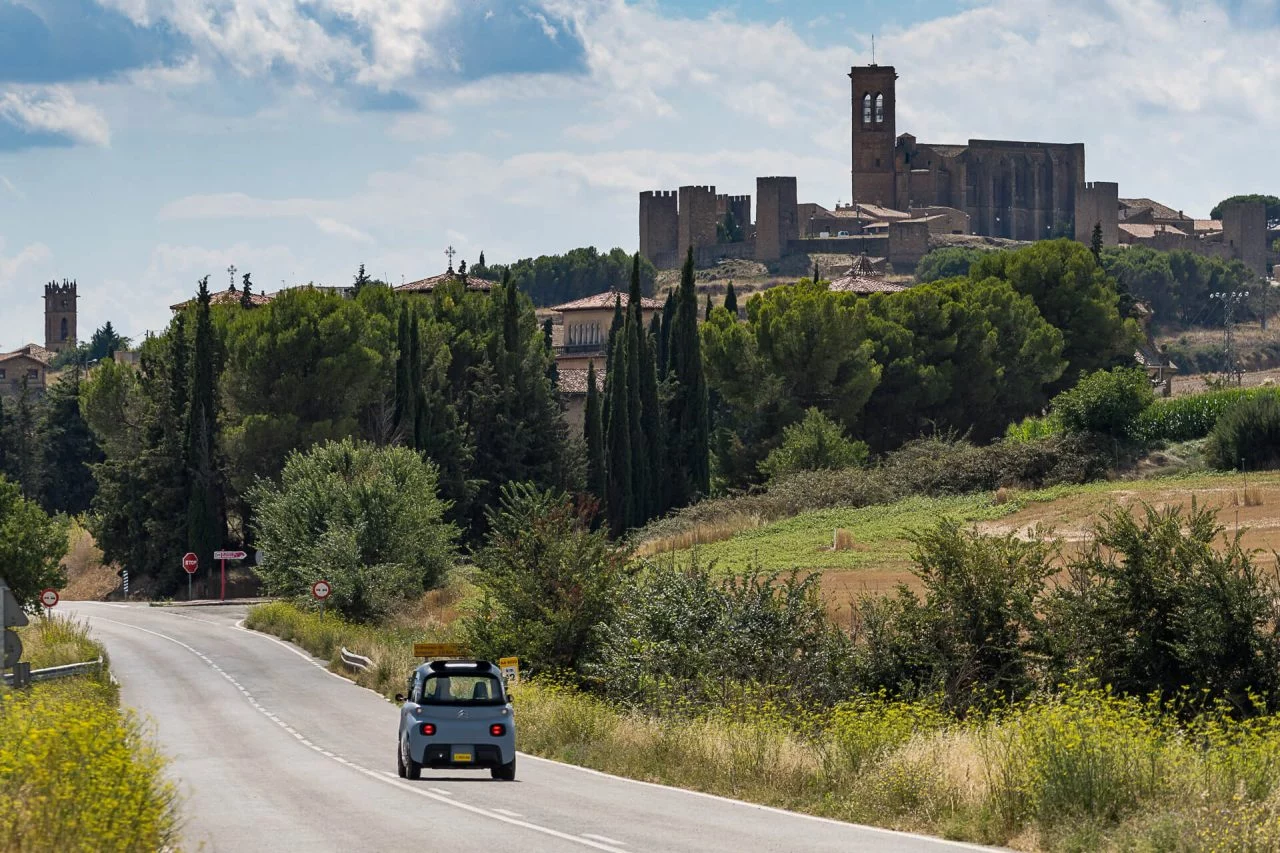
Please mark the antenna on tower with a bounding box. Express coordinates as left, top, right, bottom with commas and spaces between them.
871, 35, 876, 66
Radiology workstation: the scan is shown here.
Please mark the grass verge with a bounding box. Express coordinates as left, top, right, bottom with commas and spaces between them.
246, 600, 1280, 851
1, 615, 181, 852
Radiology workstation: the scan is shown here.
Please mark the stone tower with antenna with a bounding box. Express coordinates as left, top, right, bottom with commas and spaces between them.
44, 279, 78, 353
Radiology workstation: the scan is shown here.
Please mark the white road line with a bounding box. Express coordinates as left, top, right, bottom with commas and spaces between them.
429, 788, 453, 796
517, 753, 995, 852
87, 615, 632, 853
583, 834, 625, 845
492, 808, 523, 818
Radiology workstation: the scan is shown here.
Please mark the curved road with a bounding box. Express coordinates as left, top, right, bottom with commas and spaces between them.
65, 602, 994, 853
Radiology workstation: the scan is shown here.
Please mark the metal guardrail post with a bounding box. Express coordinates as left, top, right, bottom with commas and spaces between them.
339, 647, 372, 672
2, 656, 103, 687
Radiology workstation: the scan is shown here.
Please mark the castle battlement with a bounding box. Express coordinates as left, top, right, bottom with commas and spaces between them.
640, 190, 678, 200
44, 279, 78, 296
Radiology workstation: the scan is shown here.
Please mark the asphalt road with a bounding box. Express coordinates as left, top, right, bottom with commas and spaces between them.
64, 601, 996, 853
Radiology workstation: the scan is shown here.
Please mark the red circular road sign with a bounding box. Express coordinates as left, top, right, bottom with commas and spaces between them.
39, 588, 59, 608
182, 552, 199, 574
311, 580, 332, 601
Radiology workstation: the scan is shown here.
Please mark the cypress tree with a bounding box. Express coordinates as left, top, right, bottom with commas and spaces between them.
626, 257, 648, 527
410, 314, 426, 450
393, 305, 415, 441
813, 260, 821, 284
704, 293, 712, 321
659, 291, 676, 378
604, 330, 632, 537
10, 379, 37, 497
501, 269, 520, 357
185, 276, 225, 567
638, 320, 665, 518
584, 361, 606, 505
36, 367, 101, 514
1091, 222, 1104, 261
666, 248, 710, 506
724, 281, 738, 317
353, 263, 371, 294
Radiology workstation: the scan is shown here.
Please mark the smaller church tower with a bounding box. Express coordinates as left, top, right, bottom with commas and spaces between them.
44, 279, 78, 352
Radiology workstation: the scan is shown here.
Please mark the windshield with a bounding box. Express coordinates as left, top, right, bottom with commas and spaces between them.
419, 673, 506, 706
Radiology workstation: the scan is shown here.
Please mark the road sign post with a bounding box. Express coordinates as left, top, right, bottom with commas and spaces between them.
182, 552, 199, 601
213, 550, 247, 602
311, 580, 331, 618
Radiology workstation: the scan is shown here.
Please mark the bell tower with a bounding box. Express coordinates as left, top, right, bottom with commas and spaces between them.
849, 64, 898, 207
44, 279, 78, 352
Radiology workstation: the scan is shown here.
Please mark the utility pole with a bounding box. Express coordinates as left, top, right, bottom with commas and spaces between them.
1211, 289, 1250, 386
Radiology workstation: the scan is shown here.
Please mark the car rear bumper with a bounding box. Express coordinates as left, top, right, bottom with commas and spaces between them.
416, 743, 511, 768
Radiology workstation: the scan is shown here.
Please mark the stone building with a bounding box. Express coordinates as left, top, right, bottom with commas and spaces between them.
850, 64, 1085, 241
549, 291, 661, 433
44, 280, 78, 353
0, 344, 52, 398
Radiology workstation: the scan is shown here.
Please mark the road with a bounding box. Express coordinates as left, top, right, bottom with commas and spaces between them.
64, 601, 995, 853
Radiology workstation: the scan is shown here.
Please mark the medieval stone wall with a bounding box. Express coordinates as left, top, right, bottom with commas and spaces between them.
1074, 181, 1120, 246
755, 177, 798, 262
639, 190, 679, 270
678, 185, 719, 260
1222, 201, 1268, 276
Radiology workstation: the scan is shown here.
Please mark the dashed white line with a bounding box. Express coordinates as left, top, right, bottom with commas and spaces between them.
583, 834, 625, 846
492, 808, 523, 818
429, 787, 453, 796
87, 615, 631, 853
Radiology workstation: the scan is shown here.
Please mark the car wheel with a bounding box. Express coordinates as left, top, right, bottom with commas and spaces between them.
396, 741, 407, 778
402, 738, 422, 781
491, 756, 516, 781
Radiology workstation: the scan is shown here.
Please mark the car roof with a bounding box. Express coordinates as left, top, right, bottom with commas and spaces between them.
414, 659, 501, 677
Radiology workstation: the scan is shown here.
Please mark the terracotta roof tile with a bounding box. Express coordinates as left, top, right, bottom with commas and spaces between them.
551, 292, 663, 312
396, 271, 494, 294
1120, 223, 1188, 240
170, 289, 273, 311
1119, 198, 1189, 221
557, 367, 605, 395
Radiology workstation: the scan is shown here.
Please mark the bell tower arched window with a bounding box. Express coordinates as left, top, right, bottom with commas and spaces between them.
874, 93, 885, 123
60, 317, 68, 341
862, 93, 872, 124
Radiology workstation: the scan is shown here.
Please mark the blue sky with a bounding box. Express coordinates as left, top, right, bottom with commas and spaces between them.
1, 0, 1278, 344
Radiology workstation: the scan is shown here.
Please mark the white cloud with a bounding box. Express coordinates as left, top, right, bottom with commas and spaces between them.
0, 87, 111, 147
0, 240, 54, 351
0, 177, 23, 200
159, 192, 374, 242
0, 240, 51, 285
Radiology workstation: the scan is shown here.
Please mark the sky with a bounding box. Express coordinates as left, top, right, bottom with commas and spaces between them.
1, 0, 1278, 345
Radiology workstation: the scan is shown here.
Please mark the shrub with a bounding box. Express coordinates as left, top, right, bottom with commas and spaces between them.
463, 484, 631, 675
587, 560, 855, 711
1205, 392, 1280, 471
250, 438, 457, 622
1051, 366, 1154, 439
0, 475, 69, 610
1049, 501, 1280, 709
1004, 413, 1061, 443
914, 246, 988, 283
758, 407, 869, 483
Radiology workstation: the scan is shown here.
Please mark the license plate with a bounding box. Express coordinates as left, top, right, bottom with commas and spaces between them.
452, 752, 472, 763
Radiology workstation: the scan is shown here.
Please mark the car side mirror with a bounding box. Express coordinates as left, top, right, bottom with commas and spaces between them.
395, 694, 405, 703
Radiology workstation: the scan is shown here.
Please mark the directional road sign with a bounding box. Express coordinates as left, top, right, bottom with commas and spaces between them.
182, 552, 199, 574
39, 588, 59, 609
414, 642, 465, 659
214, 550, 247, 561
311, 580, 332, 601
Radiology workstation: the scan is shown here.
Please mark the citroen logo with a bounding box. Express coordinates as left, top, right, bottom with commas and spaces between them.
457, 710, 466, 718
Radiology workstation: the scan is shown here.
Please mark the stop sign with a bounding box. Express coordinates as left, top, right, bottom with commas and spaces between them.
39, 588, 59, 608
182, 552, 199, 574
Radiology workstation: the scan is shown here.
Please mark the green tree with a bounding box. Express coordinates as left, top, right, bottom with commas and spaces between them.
758, 407, 868, 483
584, 361, 606, 505
488, 247, 657, 307
972, 240, 1137, 388
666, 248, 711, 504
1205, 392, 1280, 471
0, 475, 68, 610
86, 322, 130, 362
1210, 194, 1280, 228
464, 483, 629, 674
4, 379, 38, 497
604, 328, 632, 537
250, 439, 456, 622
1090, 222, 1103, 261
185, 276, 226, 565
352, 263, 371, 294
1051, 366, 1153, 439
724, 281, 738, 317
239, 273, 255, 309
36, 369, 101, 515
914, 246, 987, 283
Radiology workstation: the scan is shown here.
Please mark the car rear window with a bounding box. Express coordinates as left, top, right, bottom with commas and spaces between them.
419, 674, 505, 706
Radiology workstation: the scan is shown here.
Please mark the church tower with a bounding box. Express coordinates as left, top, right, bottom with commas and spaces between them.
44, 279, 78, 352
849, 64, 898, 207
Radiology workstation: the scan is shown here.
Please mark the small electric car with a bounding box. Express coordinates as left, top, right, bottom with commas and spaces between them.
396, 659, 516, 781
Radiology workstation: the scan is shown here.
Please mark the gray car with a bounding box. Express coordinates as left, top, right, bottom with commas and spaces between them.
395, 660, 516, 781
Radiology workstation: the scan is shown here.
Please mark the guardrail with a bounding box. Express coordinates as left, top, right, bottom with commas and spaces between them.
339, 647, 372, 673
2, 656, 104, 687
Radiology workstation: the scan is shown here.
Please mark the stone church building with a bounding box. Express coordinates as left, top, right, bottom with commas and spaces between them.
850, 65, 1084, 241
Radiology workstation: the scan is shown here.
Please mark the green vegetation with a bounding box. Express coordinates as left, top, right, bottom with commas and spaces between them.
1210, 193, 1280, 228
1206, 392, 1280, 472
1134, 386, 1280, 443
474, 246, 657, 307
1050, 366, 1154, 439
250, 439, 457, 622
912, 245, 988, 282
1102, 245, 1251, 328
758, 407, 868, 483
0, 475, 68, 609
1, 616, 180, 852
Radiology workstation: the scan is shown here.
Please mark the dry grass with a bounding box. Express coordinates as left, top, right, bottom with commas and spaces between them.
635, 512, 766, 558
60, 521, 119, 602
832, 528, 856, 551
994, 486, 1011, 505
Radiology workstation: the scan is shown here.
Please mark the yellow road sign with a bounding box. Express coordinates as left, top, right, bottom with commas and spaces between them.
413, 642, 466, 658
498, 656, 520, 683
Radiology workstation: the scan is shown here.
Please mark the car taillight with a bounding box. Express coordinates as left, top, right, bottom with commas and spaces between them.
420, 723, 436, 736
490, 724, 506, 737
